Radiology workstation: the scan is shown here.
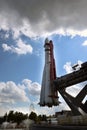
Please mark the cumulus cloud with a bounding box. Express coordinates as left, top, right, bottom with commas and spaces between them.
0, 0, 87, 38
63, 62, 73, 74
63, 60, 82, 73
0, 79, 41, 104
0, 79, 41, 116
82, 40, 87, 46
2, 38, 33, 55
2, 43, 11, 51
22, 79, 41, 96
0, 81, 29, 103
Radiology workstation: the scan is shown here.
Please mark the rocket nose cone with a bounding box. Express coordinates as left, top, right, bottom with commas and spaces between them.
45, 38, 49, 43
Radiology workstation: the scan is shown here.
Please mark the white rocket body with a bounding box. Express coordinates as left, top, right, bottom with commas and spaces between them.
40, 38, 59, 107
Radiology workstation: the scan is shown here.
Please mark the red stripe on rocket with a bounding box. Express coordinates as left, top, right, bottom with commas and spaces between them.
49, 40, 56, 80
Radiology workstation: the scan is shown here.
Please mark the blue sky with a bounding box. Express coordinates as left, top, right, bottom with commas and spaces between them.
0, 33, 43, 83
0, 0, 87, 116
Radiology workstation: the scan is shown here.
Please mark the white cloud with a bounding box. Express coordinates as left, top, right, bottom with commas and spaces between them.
63, 62, 73, 74
2, 44, 11, 51
66, 81, 87, 98
0, 81, 29, 104
0, 79, 41, 116
2, 38, 33, 55
66, 84, 83, 97
0, 79, 41, 104
0, 1, 87, 38
22, 79, 41, 96
0, 80, 40, 100
82, 40, 87, 46
63, 60, 82, 74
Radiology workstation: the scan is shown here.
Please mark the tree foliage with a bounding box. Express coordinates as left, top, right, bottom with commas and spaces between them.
0, 110, 47, 125
2, 110, 28, 125
29, 111, 37, 122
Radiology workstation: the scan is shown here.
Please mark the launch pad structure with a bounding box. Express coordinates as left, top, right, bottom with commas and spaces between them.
39, 38, 87, 116
54, 62, 87, 116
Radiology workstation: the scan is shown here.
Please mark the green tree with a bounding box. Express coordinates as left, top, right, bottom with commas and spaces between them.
42, 115, 47, 121
37, 114, 47, 122
14, 111, 25, 124
3, 110, 28, 124
7, 110, 14, 122
3, 112, 8, 122
29, 111, 37, 122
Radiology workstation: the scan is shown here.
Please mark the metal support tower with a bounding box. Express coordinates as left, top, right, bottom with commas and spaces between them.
54, 62, 87, 115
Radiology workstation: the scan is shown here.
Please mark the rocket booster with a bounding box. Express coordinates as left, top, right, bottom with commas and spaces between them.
39, 38, 59, 107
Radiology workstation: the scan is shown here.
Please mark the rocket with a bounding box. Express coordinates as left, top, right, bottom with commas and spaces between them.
39, 38, 59, 107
